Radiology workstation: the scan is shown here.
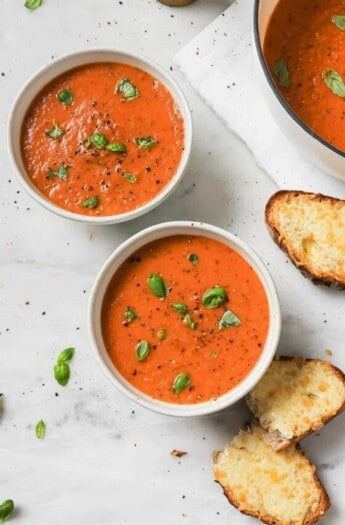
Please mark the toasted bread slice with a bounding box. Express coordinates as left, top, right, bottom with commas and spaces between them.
213, 424, 330, 525
265, 190, 345, 287
247, 357, 345, 451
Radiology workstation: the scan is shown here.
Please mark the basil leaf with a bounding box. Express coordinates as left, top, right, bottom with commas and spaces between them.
135, 340, 150, 361
47, 165, 68, 181
170, 303, 188, 315
123, 172, 137, 183
202, 287, 227, 309
81, 196, 100, 209
25, 0, 42, 9
134, 136, 157, 149
0, 500, 14, 522
44, 124, 64, 139
188, 253, 199, 265
91, 133, 108, 149
124, 306, 138, 323
148, 274, 169, 298
273, 58, 290, 88
57, 88, 73, 105
106, 142, 127, 153
35, 419, 46, 439
57, 347, 75, 364
156, 329, 167, 341
116, 78, 139, 101
172, 373, 191, 394
54, 362, 70, 387
332, 15, 345, 30
323, 69, 345, 97
183, 313, 196, 330
219, 310, 241, 330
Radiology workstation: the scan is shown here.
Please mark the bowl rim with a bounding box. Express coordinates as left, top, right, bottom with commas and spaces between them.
7, 47, 193, 225
88, 220, 281, 417
253, 0, 345, 160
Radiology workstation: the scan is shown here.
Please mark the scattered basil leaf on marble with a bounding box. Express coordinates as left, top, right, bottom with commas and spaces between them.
57, 88, 73, 105
81, 196, 100, 209
134, 136, 157, 149
44, 123, 64, 139
170, 303, 188, 315
35, 419, 46, 439
124, 306, 138, 323
332, 15, 345, 30
188, 253, 199, 265
123, 172, 137, 183
172, 373, 191, 394
106, 142, 127, 153
156, 329, 167, 341
148, 274, 169, 298
25, 0, 42, 9
54, 347, 75, 386
0, 500, 14, 523
219, 310, 241, 330
135, 340, 150, 361
47, 165, 68, 181
116, 78, 139, 101
91, 132, 108, 149
183, 313, 196, 330
273, 58, 290, 88
323, 69, 345, 97
57, 347, 75, 364
202, 287, 227, 309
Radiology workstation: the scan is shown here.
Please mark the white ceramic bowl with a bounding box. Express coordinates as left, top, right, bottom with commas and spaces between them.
254, 0, 345, 181
89, 221, 281, 417
8, 49, 192, 224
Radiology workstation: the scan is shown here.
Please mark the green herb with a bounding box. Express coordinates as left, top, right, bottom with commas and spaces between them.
0, 500, 14, 523
106, 142, 127, 153
273, 58, 290, 88
172, 373, 191, 394
47, 165, 68, 181
116, 78, 139, 101
148, 274, 169, 298
134, 136, 157, 149
25, 0, 42, 9
323, 69, 345, 98
202, 287, 227, 309
124, 306, 138, 323
156, 329, 167, 341
211, 351, 218, 358
183, 313, 196, 330
44, 123, 64, 139
188, 253, 199, 265
135, 340, 150, 361
90, 132, 108, 149
35, 419, 46, 439
170, 303, 188, 315
332, 15, 345, 30
54, 347, 75, 387
123, 172, 137, 183
57, 88, 73, 105
81, 196, 100, 209
219, 310, 241, 330
57, 347, 75, 363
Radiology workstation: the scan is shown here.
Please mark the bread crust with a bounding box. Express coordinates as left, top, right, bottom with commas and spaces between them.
265, 190, 345, 288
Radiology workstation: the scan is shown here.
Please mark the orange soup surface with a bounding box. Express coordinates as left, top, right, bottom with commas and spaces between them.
102, 235, 270, 404
21, 62, 184, 216
264, 0, 345, 151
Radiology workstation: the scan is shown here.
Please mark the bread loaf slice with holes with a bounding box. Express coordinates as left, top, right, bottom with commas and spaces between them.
247, 357, 345, 451
213, 424, 330, 525
265, 190, 345, 287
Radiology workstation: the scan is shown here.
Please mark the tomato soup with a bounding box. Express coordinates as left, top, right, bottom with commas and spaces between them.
21, 63, 184, 216
101, 235, 269, 404
264, 0, 345, 151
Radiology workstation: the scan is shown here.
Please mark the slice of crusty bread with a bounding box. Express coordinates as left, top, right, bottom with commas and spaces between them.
265, 190, 345, 287
247, 357, 345, 451
213, 424, 330, 525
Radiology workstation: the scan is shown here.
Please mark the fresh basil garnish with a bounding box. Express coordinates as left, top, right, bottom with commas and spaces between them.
156, 329, 167, 341
57, 347, 75, 363
54, 347, 75, 387
273, 58, 290, 88
183, 313, 196, 330
332, 15, 345, 30
0, 500, 14, 523
148, 274, 169, 298
172, 373, 191, 394
188, 253, 199, 265
171, 303, 188, 315
124, 306, 138, 323
219, 310, 241, 330
106, 142, 127, 153
25, 0, 42, 9
35, 419, 46, 439
81, 196, 100, 209
47, 165, 68, 181
134, 136, 157, 149
57, 88, 73, 105
323, 69, 345, 97
44, 123, 64, 139
202, 287, 227, 308
116, 78, 139, 101
90, 133, 108, 149
135, 340, 150, 361
123, 172, 136, 183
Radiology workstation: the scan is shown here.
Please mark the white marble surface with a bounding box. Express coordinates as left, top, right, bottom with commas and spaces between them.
0, 1, 344, 524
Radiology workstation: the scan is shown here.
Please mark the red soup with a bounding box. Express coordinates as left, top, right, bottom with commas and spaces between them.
21, 62, 184, 216
101, 235, 270, 404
